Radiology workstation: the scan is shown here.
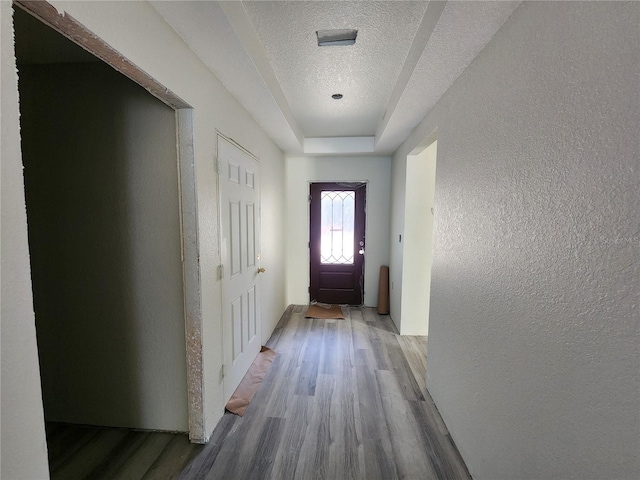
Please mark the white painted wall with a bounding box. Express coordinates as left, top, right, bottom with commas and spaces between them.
19, 62, 188, 431
399, 141, 437, 335
0, 3, 50, 479
2, 1, 286, 475
392, 2, 639, 478
389, 140, 407, 326
286, 156, 391, 307
258, 140, 287, 341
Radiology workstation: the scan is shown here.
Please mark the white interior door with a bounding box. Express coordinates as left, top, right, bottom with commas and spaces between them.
218, 136, 262, 403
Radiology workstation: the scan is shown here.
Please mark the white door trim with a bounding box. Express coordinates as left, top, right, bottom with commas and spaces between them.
177, 110, 206, 443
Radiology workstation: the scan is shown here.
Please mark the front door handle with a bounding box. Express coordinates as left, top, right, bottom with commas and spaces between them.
258, 267, 266, 274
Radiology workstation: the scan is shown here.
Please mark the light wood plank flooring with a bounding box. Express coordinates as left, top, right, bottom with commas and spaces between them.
184, 305, 469, 479
44, 306, 470, 480
396, 333, 428, 393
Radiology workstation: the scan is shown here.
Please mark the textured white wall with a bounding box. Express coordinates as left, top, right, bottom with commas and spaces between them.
389, 141, 407, 326
20, 62, 188, 431
258, 140, 287, 341
399, 141, 437, 335
285, 156, 391, 307
0, 3, 50, 479
392, 2, 639, 478
2, 4, 286, 474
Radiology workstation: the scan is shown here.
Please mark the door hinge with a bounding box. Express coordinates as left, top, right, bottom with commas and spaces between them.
218, 264, 224, 280
308, 194, 312, 202
215, 158, 221, 174
308, 241, 311, 249
220, 364, 225, 379
308, 286, 311, 293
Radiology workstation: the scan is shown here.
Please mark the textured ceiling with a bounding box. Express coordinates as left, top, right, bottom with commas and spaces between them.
153, 1, 521, 155
243, 1, 428, 137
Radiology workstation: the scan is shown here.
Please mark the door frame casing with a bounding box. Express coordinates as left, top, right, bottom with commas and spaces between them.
13, 0, 206, 443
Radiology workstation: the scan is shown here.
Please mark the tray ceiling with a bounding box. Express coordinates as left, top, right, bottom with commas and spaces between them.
152, 1, 521, 155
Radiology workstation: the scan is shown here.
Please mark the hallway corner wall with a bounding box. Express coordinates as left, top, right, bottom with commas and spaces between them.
399, 141, 437, 335
392, 2, 639, 478
258, 138, 288, 342
389, 144, 407, 331
0, 3, 50, 478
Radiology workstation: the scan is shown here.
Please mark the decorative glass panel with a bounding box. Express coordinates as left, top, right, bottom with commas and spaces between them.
320, 191, 355, 264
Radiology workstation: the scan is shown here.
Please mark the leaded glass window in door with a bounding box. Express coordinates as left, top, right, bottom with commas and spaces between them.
320, 190, 355, 264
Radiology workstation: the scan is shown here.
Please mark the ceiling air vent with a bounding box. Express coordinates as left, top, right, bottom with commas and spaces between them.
316, 29, 358, 47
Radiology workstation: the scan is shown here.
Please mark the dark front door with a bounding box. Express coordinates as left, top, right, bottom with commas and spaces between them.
309, 182, 366, 305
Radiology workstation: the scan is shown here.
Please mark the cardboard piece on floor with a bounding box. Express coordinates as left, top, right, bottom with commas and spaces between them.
225, 346, 277, 417
304, 304, 345, 319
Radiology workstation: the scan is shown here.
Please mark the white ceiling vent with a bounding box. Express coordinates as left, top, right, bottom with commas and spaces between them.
316, 29, 358, 46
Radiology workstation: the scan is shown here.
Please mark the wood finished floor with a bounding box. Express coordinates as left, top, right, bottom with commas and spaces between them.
45, 306, 470, 480
44, 422, 202, 480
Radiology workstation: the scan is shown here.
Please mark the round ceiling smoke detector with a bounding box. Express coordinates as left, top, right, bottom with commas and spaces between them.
332, 94, 343, 100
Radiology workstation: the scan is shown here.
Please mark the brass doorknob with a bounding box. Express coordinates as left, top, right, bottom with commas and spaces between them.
258, 267, 266, 274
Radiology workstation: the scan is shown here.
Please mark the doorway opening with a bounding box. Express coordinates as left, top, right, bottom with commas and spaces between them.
400, 138, 438, 335
13, 0, 205, 447
309, 182, 367, 305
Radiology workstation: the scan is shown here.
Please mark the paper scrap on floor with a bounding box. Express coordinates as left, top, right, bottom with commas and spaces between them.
225, 346, 277, 416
